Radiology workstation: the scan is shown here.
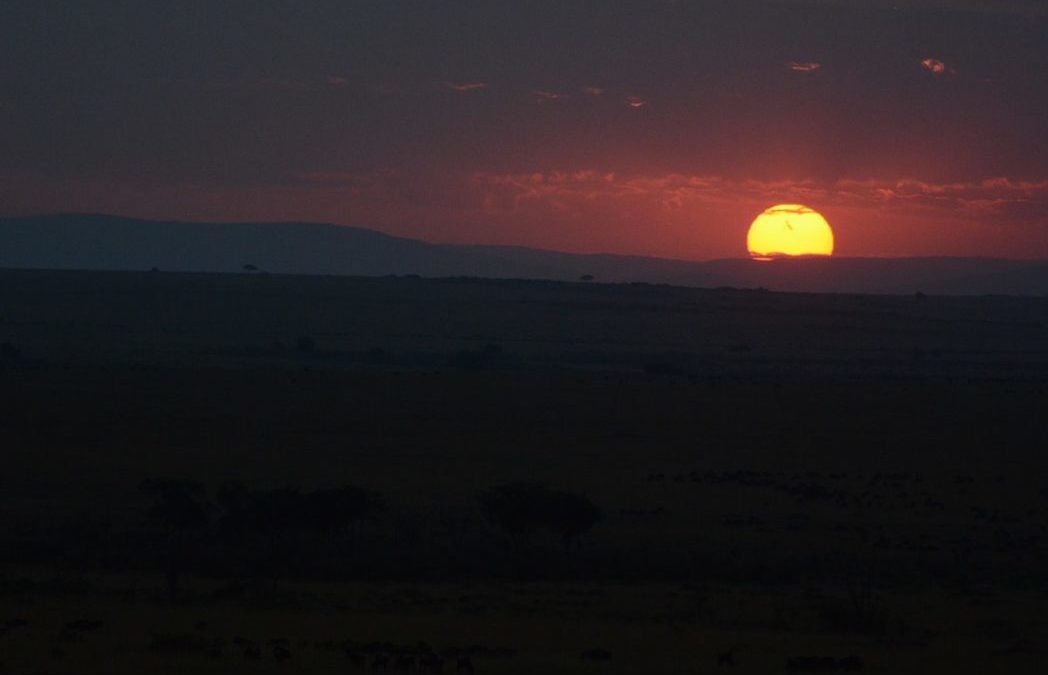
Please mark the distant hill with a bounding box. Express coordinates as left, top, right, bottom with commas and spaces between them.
2, 213, 1047, 295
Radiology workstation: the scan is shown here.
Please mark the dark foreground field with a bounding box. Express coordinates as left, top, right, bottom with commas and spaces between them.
1, 269, 1047, 673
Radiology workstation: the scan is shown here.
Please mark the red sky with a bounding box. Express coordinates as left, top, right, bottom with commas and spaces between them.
1, 1, 1046, 260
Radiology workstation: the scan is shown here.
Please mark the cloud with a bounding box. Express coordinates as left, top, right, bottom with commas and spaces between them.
535, 90, 568, 102
581, 85, 605, 96
444, 81, 487, 92
471, 171, 1048, 221
920, 58, 956, 77
326, 75, 349, 87
786, 61, 821, 73
841, 177, 1048, 216
296, 170, 476, 211
625, 96, 647, 108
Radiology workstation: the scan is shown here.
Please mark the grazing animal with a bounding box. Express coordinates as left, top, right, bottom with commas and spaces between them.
717, 650, 735, 667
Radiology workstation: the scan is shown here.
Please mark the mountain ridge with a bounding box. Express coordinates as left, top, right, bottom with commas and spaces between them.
2, 213, 1047, 296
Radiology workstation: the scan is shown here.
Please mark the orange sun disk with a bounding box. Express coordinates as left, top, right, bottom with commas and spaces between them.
747, 204, 834, 260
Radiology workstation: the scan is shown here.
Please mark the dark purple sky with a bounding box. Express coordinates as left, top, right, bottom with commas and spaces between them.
2, 1, 1047, 258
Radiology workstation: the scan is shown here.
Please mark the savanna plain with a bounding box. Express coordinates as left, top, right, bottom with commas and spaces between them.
1, 268, 1047, 674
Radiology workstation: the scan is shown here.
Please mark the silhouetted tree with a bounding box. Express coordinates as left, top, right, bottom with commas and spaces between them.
579, 274, 595, 281
252, 488, 306, 583
478, 483, 547, 550
139, 478, 210, 600
216, 483, 306, 584
543, 490, 603, 551
243, 263, 258, 272
479, 483, 602, 552
216, 480, 250, 522
302, 486, 383, 547
217, 483, 382, 582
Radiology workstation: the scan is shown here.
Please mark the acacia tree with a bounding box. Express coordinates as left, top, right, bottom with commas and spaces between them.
478, 483, 548, 550
479, 483, 603, 552
303, 486, 382, 547
217, 482, 382, 583
543, 490, 603, 551
139, 478, 210, 601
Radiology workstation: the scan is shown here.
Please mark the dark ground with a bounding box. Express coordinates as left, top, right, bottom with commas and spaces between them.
1, 268, 1046, 673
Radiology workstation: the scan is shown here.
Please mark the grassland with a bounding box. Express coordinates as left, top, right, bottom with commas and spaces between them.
0, 268, 1046, 673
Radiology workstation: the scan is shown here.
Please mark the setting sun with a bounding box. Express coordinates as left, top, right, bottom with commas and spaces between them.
747, 204, 834, 260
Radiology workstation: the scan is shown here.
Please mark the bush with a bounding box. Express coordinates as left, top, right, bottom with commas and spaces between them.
478, 483, 602, 550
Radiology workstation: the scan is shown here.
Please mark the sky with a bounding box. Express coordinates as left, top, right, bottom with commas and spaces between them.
1, 0, 1047, 260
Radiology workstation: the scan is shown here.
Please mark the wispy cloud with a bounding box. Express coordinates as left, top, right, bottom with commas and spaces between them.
471, 171, 1048, 220
920, 57, 956, 77
625, 96, 647, 108
444, 81, 487, 92
535, 90, 568, 102
581, 85, 605, 96
786, 61, 821, 73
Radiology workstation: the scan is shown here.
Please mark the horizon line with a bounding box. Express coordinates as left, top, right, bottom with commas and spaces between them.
3, 211, 1046, 265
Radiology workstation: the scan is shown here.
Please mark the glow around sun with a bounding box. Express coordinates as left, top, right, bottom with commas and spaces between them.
747, 204, 834, 260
